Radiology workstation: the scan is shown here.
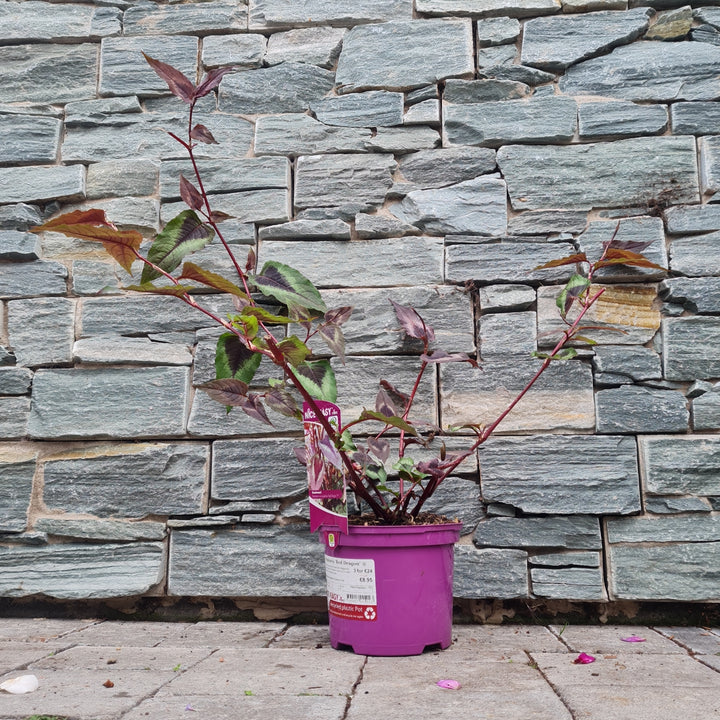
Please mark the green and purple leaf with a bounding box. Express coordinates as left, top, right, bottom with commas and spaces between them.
215, 332, 262, 384
277, 336, 311, 366
318, 323, 346, 363
124, 282, 197, 297
556, 273, 591, 316
252, 261, 326, 314
179, 262, 249, 299
357, 409, 417, 435
198, 378, 249, 406
264, 387, 300, 418
390, 299, 435, 342
294, 359, 337, 402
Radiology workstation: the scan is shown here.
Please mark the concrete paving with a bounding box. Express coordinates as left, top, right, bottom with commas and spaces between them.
0, 619, 719, 719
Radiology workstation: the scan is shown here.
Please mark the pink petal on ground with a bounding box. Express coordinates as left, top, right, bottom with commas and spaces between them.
573, 652, 596, 664
436, 679, 461, 690
621, 635, 646, 643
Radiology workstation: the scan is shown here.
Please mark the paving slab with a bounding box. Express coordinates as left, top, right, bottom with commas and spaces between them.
548, 624, 684, 654
0, 640, 64, 674
63, 620, 194, 647
269, 624, 331, 648
0, 617, 99, 642
654, 626, 720, 655
452, 624, 566, 652
156, 621, 285, 648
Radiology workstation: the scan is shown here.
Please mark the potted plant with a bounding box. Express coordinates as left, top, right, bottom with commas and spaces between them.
32, 57, 661, 656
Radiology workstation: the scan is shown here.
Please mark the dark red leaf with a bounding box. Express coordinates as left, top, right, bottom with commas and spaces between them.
143, 53, 195, 103
194, 66, 234, 99
245, 247, 256, 273
535, 253, 589, 270
239, 393, 272, 425
209, 210, 234, 223
389, 299, 435, 342
179, 174, 204, 211
190, 124, 218, 145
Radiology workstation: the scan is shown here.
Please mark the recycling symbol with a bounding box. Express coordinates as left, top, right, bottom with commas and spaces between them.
364, 606, 376, 620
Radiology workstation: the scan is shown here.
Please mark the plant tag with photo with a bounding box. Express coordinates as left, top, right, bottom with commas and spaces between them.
304, 401, 348, 533
325, 556, 377, 621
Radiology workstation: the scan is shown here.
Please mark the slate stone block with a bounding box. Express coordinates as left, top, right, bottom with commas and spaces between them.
663, 317, 720, 381
559, 41, 720, 101
640, 435, 720, 496
335, 19, 474, 93
259, 237, 443, 288
592, 345, 662, 381
0, 43, 98, 103
0, 368, 33, 395
507, 210, 588, 235
249, 0, 413, 29
444, 96, 577, 147
671, 102, 720, 135
608, 515, 720, 544
403, 99, 440, 126
453, 547, 528, 599
7, 298, 75, 368
0, 165, 85, 204
497, 136, 699, 211
69, 197, 159, 232
531, 566, 606, 600
474, 516, 602, 550
363, 126, 441, 154
693, 391, 720, 430
479, 435, 640, 515
0, 204, 43, 232
441, 357, 594, 432
608, 542, 720, 600
421, 477, 483, 532
0, 260, 67, 299
476, 16, 520, 45
43, 443, 208, 517
28, 367, 190, 439
87, 159, 159, 200
202, 34, 266, 69
168, 527, 325, 596
161, 188, 289, 225
0, 456, 35, 533
265, 27, 345, 68
391, 176, 507, 235
398, 147, 496, 189
596, 386, 689, 433
665, 204, 720, 234
700, 135, 720, 201
578, 100, 668, 140
258, 219, 351, 241
312, 91, 403, 127
530, 551, 600, 568
35, 518, 166, 542
99, 36, 198, 97
0, 1, 120, 42
0, 114, 62, 164
415, 0, 561, 17
72, 337, 192, 366
294, 154, 396, 210
478, 284, 535, 312
254, 114, 371, 156
479, 311, 536, 357
0, 542, 165, 599
443, 78, 531, 103
354, 213, 417, 238
0, 231, 41, 262
123, 2, 247, 36
521, 8, 651, 71
645, 497, 712, 514
219, 63, 334, 114
670, 232, 720, 276
0, 397, 30, 438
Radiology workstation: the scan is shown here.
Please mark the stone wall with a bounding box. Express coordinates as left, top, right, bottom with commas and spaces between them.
1, 0, 720, 608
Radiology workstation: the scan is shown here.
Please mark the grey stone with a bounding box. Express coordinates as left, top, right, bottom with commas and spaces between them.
444, 96, 576, 147
123, 2, 246, 36
211, 438, 307, 502
7, 298, 75, 367
354, 212, 417, 238
168, 527, 325, 596
34, 518, 166, 542
700, 135, 720, 200
249, 0, 413, 29
219, 63, 334, 114
639, 435, 720, 495
608, 542, 720, 600
670, 232, 720, 276
531, 566, 606, 600
579, 100, 668, 139
0, 231, 41, 262
443, 78, 531, 103
692, 23, 720, 46
480, 63, 555, 86
479, 435, 641, 515
363, 126, 441, 154
403, 99, 440, 125
478, 284, 535, 312
421, 477, 483, 531
665, 204, 720, 234
254, 114, 371, 156
687, 380, 715, 398
521, 9, 652, 72
0, 113, 62, 164
265, 27, 345, 68
592, 345, 662, 381
160, 157, 289, 199
202, 34, 266, 68
476, 16, 521, 45
416, 0, 561, 16
0, 542, 165, 599
693, 391, 720, 430
530, 551, 600, 567
474, 516, 602, 550
0, 43, 98, 103
0, 165, 85, 205
663, 317, 720, 380
406, 85, 439, 104
335, 19, 474, 93
480, 311, 536, 357
559, 41, 720, 101
453, 547, 528, 598
0, 397, 30, 438
86, 159, 159, 200
671, 102, 720, 135
162, 188, 289, 225
64, 95, 143, 122
0, 204, 43, 232
211, 501, 281, 515
446, 239, 575, 284
0, 367, 33, 395
258, 219, 351, 241
68, 197, 159, 232
99, 36, 198, 97
442, 357, 594, 432
0, 456, 35, 533
0, 262, 67, 300
696, 7, 720, 30
497, 136, 699, 211
391, 176, 507, 235
28, 367, 190, 439
312, 91, 404, 127
645, 5, 693, 40
508, 210, 588, 235
295, 154, 395, 211
476, 43, 517, 69
398, 148, 496, 189
72, 337, 192, 366
596, 386, 689, 433
43, 443, 207, 517
259, 236, 443, 288
645, 496, 713, 514
167, 516, 239, 528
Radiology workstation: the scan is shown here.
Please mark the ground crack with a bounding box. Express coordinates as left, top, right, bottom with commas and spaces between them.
341, 655, 368, 720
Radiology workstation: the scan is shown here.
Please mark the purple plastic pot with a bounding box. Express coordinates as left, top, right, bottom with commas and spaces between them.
320, 522, 462, 656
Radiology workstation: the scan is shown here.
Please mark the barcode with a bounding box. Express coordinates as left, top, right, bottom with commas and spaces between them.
344, 593, 374, 601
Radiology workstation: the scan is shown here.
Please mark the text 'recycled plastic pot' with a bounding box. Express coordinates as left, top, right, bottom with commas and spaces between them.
320, 522, 462, 656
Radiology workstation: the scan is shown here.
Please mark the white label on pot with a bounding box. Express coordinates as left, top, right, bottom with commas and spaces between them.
325, 556, 377, 621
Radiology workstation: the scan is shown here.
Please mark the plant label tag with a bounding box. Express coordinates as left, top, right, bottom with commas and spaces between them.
325, 556, 377, 621
303, 401, 348, 533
